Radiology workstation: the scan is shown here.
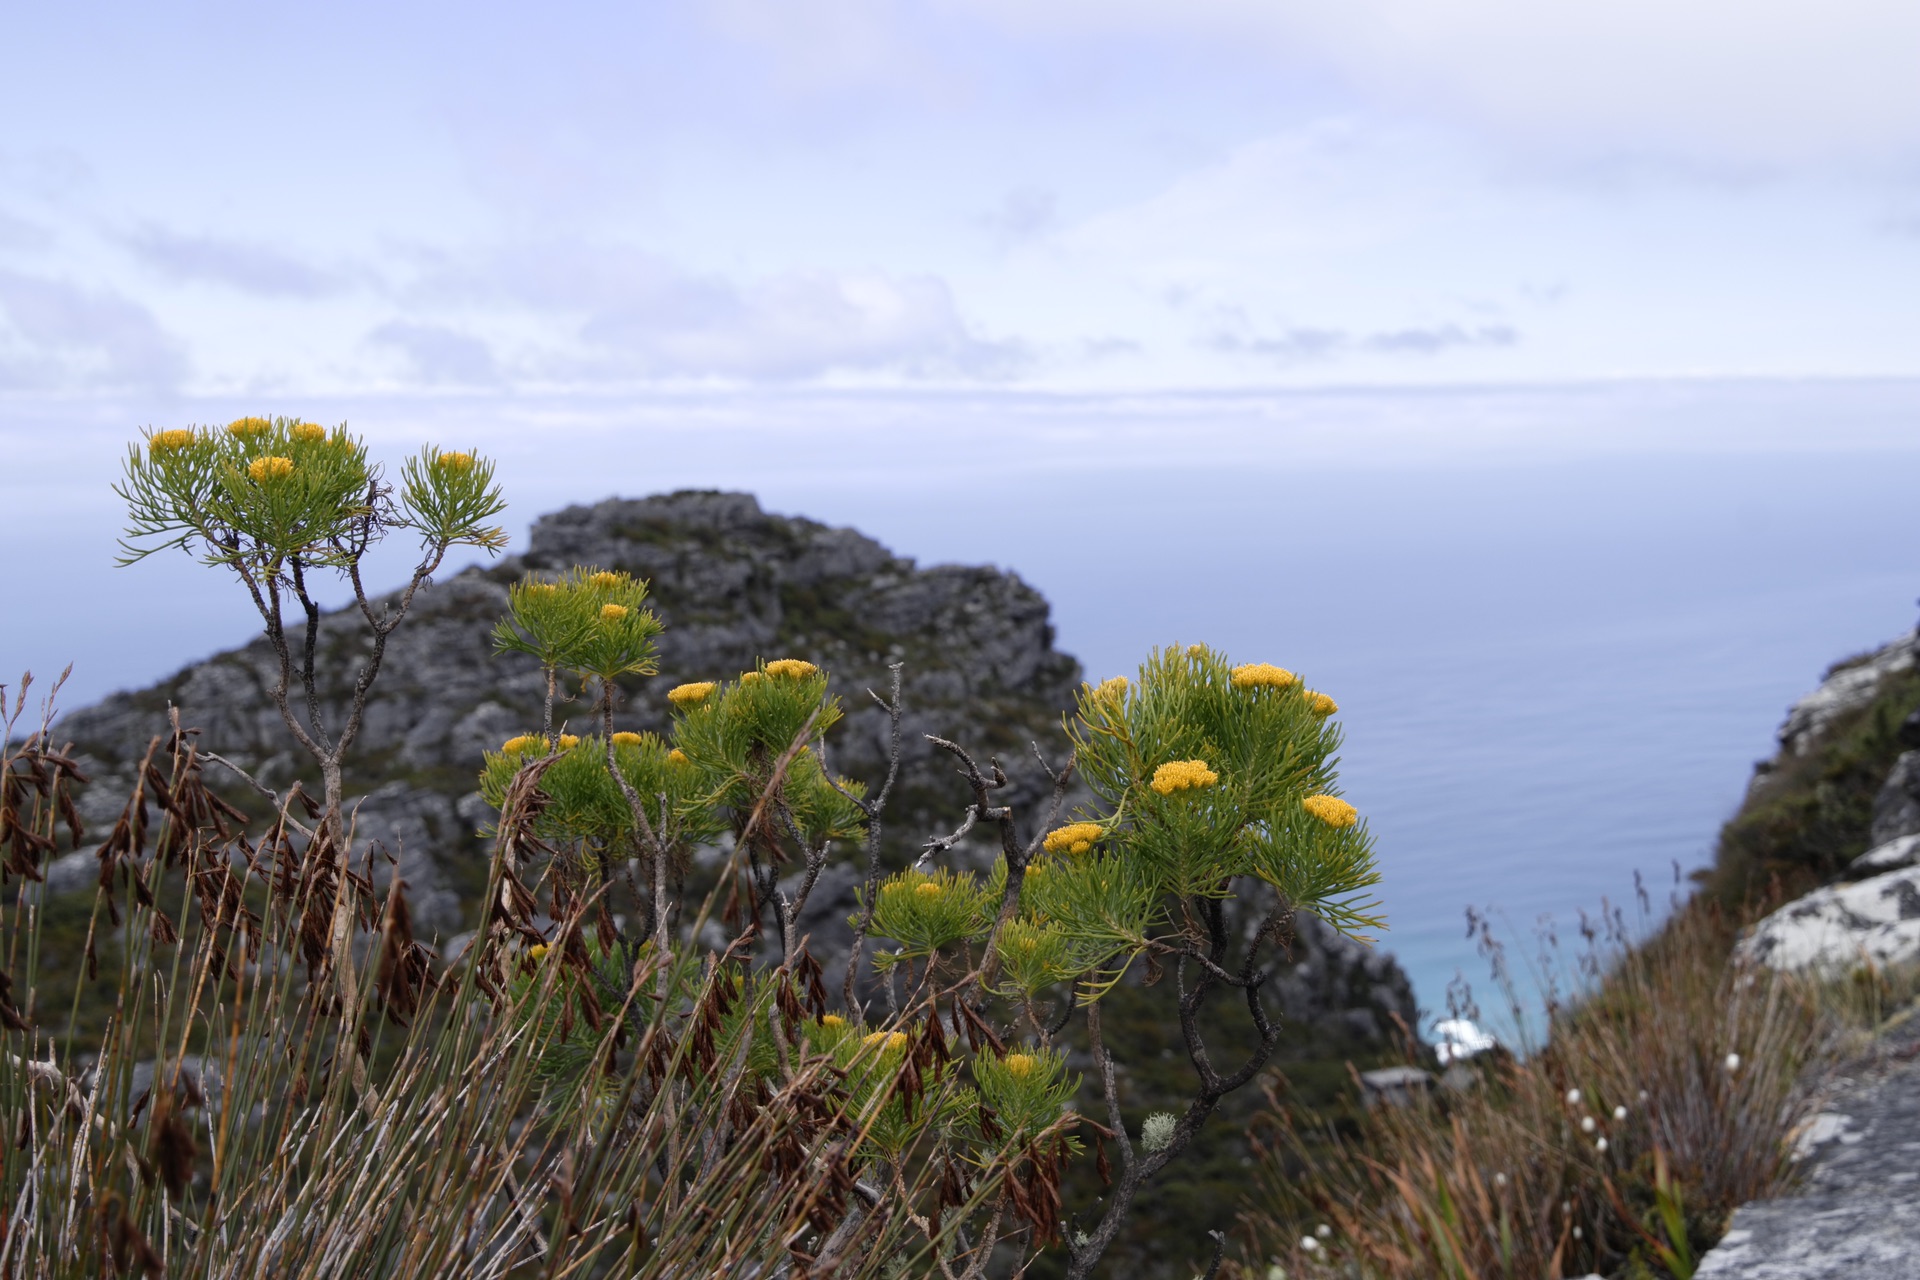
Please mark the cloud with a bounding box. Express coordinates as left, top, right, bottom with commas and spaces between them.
366, 322, 499, 385
1209, 320, 1517, 365
944, 0, 1920, 168
0, 270, 185, 390
977, 187, 1058, 246
0, 210, 53, 253
123, 225, 342, 297
406, 243, 1026, 383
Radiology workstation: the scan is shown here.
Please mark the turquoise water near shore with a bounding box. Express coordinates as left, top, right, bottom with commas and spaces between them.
5, 384, 1918, 1031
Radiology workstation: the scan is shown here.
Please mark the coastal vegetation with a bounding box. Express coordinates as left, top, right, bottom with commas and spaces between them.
0, 420, 1383, 1277
1235, 641, 1920, 1276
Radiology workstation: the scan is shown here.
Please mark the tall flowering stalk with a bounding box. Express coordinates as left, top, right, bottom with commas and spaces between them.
115, 418, 506, 1070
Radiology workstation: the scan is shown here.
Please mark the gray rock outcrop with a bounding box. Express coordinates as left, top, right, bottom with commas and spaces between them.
1872, 750, 1920, 847
1776, 632, 1918, 758
1696, 1012, 1920, 1278
37, 488, 1420, 1057
1738, 866, 1920, 976
49, 491, 1087, 933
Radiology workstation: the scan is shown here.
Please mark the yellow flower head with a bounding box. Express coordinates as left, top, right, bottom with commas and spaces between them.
1231, 662, 1298, 691
1302, 794, 1358, 829
527, 943, 549, 961
1308, 691, 1339, 717
611, 732, 644, 748
599, 603, 630, 622
436, 451, 474, 473
1092, 676, 1128, 702
226, 417, 271, 437
667, 682, 715, 707
1150, 759, 1219, 796
290, 422, 327, 443
766, 658, 819, 679
557, 734, 581, 750
740, 671, 764, 685
864, 1030, 910, 1053
248, 456, 294, 483
501, 734, 542, 754
586, 571, 623, 590
1043, 822, 1104, 856
148, 428, 196, 453
820, 1013, 847, 1029
914, 881, 944, 899
1187, 643, 1207, 657
667, 748, 689, 764
526, 582, 559, 597
1003, 1052, 1036, 1079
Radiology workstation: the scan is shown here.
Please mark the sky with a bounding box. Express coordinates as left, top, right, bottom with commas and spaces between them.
4, 0, 1920, 396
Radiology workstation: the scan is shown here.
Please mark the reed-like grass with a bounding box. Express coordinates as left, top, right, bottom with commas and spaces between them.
1, 681, 1045, 1279
1238, 891, 1850, 1280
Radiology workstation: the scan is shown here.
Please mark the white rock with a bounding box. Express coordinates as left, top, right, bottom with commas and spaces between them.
1738, 866, 1920, 976
1778, 632, 1918, 757
1432, 1017, 1496, 1064
1851, 833, 1920, 877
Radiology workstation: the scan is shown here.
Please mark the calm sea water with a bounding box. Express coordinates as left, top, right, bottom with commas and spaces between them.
6, 383, 1918, 1032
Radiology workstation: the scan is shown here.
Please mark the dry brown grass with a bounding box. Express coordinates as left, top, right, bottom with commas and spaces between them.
1238, 894, 1847, 1280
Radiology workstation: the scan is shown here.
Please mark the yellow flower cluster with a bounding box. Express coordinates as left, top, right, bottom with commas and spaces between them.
528, 943, 549, 961
864, 1030, 909, 1052
1308, 692, 1338, 717
148, 428, 196, 452
1150, 759, 1219, 796
436, 451, 474, 472
1231, 662, 1298, 691
599, 603, 630, 622
227, 417, 270, 437
557, 734, 580, 750
291, 422, 327, 443
668, 682, 715, 706
914, 882, 944, 899
586, 571, 623, 589
1043, 822, 1104, 855
248, 456, 294, 483
667, 748, 689, 764
820, 1013, 847, 1029
766, 658, 819, 679
740, 671, 764, 685
1093, 676, 1128, 701
501, 734, 542, 754
527, 582, 559, 597
1302, 794, 1358, 829
1187, 643, 1207, 657
1003, 1053, 1036, 1079
611, 732, 644, 748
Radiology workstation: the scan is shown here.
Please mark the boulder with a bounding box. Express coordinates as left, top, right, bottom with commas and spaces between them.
1776, 632, 1918, 758
1849, 834, 1920, 878
1737, 866, 1920, 976
1872, 751, 1920, 846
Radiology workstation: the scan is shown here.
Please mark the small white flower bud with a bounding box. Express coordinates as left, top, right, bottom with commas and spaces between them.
1596, 1137, 1609, 1153
1573, 1226, 1583, 1240
1565, 1088, 1581, 1105
1316, 1225, 1332, 1240
1725, 1052, 1742, 1073
1300, 1236, 1321, 1253
1639, 1089, 1650, 1103
1614, 1105, 1628, 1120
1493, 1172, 1507, 1187
1580, 1116, 1596, 1133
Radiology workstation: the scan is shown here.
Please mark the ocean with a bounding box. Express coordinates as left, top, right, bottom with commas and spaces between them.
5, 380, 1918, 1033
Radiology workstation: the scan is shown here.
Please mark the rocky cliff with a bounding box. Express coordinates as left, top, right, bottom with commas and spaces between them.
45, 491, 1416, 1031
35, 489, 1419, 1280
51, 491, 1084, 930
